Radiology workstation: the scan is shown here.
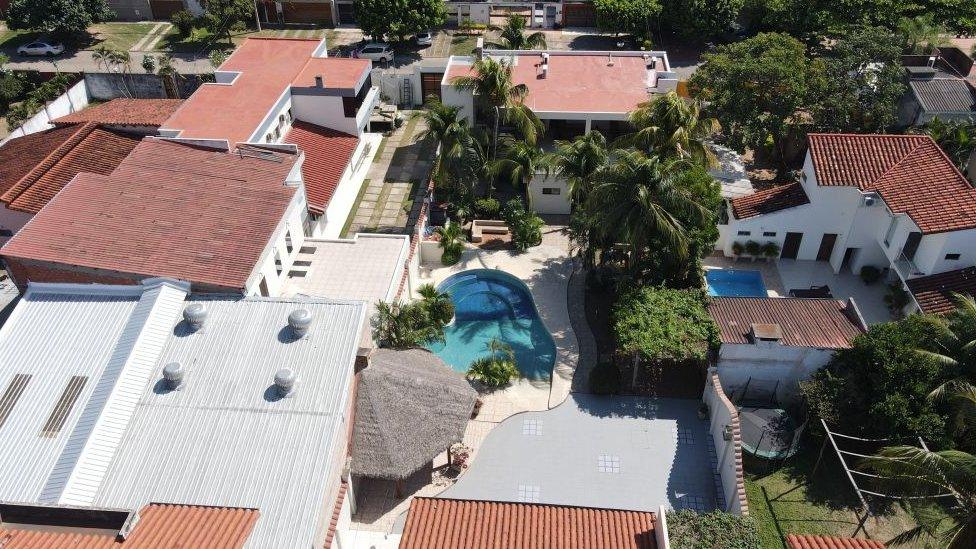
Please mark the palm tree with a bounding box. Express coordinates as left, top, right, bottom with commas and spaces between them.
860, 445, 976, 548
583, 151, 708, 273
437, 223, 465, 266
617, 92, 718, 166
451, 56, 544, 149
414, 99, 474, 186
418, 283, 455, 325
490, 136, 546, 200
545, 130, 608, 206
897, 14, 949, 54
488, 14, 547, 50
920, 118, 976, 172
372, 300, 446, 349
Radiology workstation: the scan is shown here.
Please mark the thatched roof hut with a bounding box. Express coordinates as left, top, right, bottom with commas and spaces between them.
351, 348, 478, 480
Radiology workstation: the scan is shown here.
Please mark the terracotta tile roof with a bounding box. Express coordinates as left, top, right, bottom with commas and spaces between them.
293, 57, 370, 89
731, 182, 810, 219
0, 124, 91, 197
1, 139, 298, 291
0, 503, 258, 548
286, 121, 359, 213
807, 134, 976, 233
787, 534, 885, 549
0, 124, 141, 214
399, 497, 657, 549
906, 266, 976, 314
52, 99, 184, 127
708, 297, 866, 348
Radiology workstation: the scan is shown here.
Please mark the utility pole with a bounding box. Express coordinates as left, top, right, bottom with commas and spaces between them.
254, 0, 262, 31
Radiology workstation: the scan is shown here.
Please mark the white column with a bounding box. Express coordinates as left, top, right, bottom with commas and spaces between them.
584, 119, 592, 134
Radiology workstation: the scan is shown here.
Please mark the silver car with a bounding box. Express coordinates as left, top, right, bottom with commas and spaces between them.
354, 43, 394, 63
17, 40, 65, 56
415, 31, 433, 46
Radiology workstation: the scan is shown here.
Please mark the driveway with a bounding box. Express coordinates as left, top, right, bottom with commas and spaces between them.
441, 393, 721, 512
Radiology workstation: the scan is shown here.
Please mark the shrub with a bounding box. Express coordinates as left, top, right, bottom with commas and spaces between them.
589, 361, 621, 394
666, 510, 760, 549
884, 281, 911, 316
466, 338, 519, 387
614, 287, 719, 363
744, 240, 761, 256
418, 283, 455, 325
474, 197, 500, 219
438, 223, 465, 266
502, 198, 543, 252
0, 73, 25, 111
371, 300, 446, 349
731, 241, 744, 255
171, 10, 195, 38
860, 265, 882, 285
141, 54, 156, 74
761, 241, 779, 258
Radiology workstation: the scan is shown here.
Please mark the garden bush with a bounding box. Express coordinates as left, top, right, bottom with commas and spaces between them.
467, 339, 519, 387
502, 198, 543, 252
474, 197, 500, 219
860, 265, 881, 285
613, 287, 719, 363
589, 361, 621, 394
171, 10, 195, 38
666, 510, 760, 549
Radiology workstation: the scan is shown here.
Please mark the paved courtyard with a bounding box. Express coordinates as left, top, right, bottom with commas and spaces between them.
441, 394, 720, 513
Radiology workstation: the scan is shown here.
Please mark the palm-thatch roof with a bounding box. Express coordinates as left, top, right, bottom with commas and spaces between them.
351, 348, 478, 480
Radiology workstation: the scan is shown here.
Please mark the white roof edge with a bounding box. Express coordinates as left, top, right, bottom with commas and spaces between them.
24, 278, 189, 299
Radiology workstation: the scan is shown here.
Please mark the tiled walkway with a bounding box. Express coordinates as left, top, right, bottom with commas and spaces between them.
342, 115, 433, 236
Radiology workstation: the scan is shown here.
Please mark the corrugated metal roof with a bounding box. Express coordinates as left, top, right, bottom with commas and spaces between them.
400, 497, 657, 549
910, 78, 976, 113
0, 280, 187, 504
708, 297, 865, 349
93, 295, 367, 549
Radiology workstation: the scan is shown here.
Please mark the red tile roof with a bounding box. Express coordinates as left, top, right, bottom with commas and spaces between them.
0, 503, 258, 548
52, 99, 184, 127
731, 182, 810, 219
399, 498, 657, 549
293, 57, 370, 89
807, 134, 976, 233
0, 124, 92, 197
1, 139, 298, 291
286, 121, 359, 213
906, 266, 976, 314
0, 123, 142, 214
708, 297, 866, 348
446, 52, 654, 113
787, 534, 885, 549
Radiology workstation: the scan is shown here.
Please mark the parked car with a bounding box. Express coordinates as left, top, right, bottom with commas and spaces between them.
16, 40, 64, 57
415, 31, 433, 46
354, 43, 394, 63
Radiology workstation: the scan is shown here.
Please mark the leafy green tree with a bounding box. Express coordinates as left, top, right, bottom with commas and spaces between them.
6, 0, 114, 42
545, 130, 609, 206
489, 14, 547, 50
662, 0, 745, 38
593, 0, 662, 37
618, 91, 718, 165
355, 0, 446, 42
802, 315, 957, 448
897, 13, 950, 53
689, 32, 826, 173
861, 445, 976, 548
502, 198, 544, 252
667, 510, 760, 549
918, 118, 976, 172
812, 26, 905, 133
614, 287, 719, 363
204, 0, 253, 44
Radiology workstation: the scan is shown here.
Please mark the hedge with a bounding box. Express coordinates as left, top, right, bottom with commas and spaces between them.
613, 287, 719, 362
667, 510, 760, 549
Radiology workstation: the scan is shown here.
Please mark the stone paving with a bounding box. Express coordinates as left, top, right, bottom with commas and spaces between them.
343, 115, 433, 236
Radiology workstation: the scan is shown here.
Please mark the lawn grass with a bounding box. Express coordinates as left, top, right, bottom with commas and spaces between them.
86, 22, 158, 51
158, 26, 333, 53
449, 35, 478, 56
0, 29, 40, 50
340, 178, 372, 238
745, 441, 919, 548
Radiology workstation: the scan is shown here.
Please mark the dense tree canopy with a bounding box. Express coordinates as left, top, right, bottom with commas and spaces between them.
204, 0, 254, 44
593, 0, 662, 37
6, 0, 113, 41
355, 0, 446, 41
662, 0, 745, 38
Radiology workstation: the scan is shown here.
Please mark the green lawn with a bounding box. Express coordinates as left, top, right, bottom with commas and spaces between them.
744, 443, 920, 548
158, 26, 333, 53
86, 22, 158, 51
449, 34, 479, 56
0, 29, 40, 50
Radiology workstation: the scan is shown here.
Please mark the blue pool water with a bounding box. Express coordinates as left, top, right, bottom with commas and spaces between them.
706, 269, 768, 297
426, 269, 556, 380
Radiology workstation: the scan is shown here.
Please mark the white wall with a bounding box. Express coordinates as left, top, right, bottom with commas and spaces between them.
291, 94, 360, 136
441, 62, 475, 121
318, 133, 379, 239
529, 174, 570, 215
0, 206, 35, 244
245, 167, 309, 296
717, 344, 835, 404
0, 80, 89, 145
703, 368, 747, 515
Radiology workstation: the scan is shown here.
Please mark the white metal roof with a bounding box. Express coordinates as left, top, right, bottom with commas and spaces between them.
93, 294, 367, 549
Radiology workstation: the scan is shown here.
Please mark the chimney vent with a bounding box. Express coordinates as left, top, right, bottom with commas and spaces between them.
288, 309, 313, 338
274, 368, 296, 397
162, 362, 185, 390
750, 323, 783, 343
183, 303, 207, 331
314, 74, 324, 87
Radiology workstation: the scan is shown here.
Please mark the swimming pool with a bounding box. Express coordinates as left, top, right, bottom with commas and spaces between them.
706, 269, 768, 297
426, 269, 556, 380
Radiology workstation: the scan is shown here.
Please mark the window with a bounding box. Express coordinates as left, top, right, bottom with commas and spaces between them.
279, 114, 286, 125
737, 230, 751, 236
946, 253, 961, 260
763, 231, 776, 237
287, 108, 293, 122
285, 230, 293, 254
274, 250, 283, 276
343, 75, 372, 118
40, 376, 87, 438
541, 187, 560, 195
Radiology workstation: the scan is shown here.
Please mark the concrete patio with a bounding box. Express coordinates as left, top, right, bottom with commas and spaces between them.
441, 394, 720, 513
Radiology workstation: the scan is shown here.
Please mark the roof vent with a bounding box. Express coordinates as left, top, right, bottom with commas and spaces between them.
607, 52, 614, 66
183, 303, 207, 331
274, 368, 296, 397
288, 309, 313, 338
750, 323, 783, 343
314, 74, 324, 87
162, 362, 185, 390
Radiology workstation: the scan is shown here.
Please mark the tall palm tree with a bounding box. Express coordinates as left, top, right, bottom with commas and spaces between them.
920, 118, 976, 172
418, 283, 455, 325
583, 151, 708, 273
860, 445, 976, 548
490, 136, 546, 199
618, 92, 718, 166
413, 99, 475, 187
488, 14, 547, 50
545, 130, 608, 206
451, 56, 544, 149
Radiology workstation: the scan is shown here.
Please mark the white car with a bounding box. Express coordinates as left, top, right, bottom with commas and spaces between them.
354, 43, 394, 64
17, 40, 65, 57
415, 31, 433, 46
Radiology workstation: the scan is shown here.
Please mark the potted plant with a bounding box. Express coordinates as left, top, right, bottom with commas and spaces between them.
731, 241, 744, 260
745, 240, 761, 261
883, 282, 910, 318
860, 265, 881, 285
761, 241, 780, 261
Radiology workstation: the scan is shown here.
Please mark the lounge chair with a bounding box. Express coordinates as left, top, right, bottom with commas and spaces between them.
788, 285, 832, 298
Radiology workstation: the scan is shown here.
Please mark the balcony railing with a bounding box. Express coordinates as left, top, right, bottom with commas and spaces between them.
893, 250, 925, 279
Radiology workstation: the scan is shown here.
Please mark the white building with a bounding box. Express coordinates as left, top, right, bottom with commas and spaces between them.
441, 49, 678, 214
718, 134, 976, 316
